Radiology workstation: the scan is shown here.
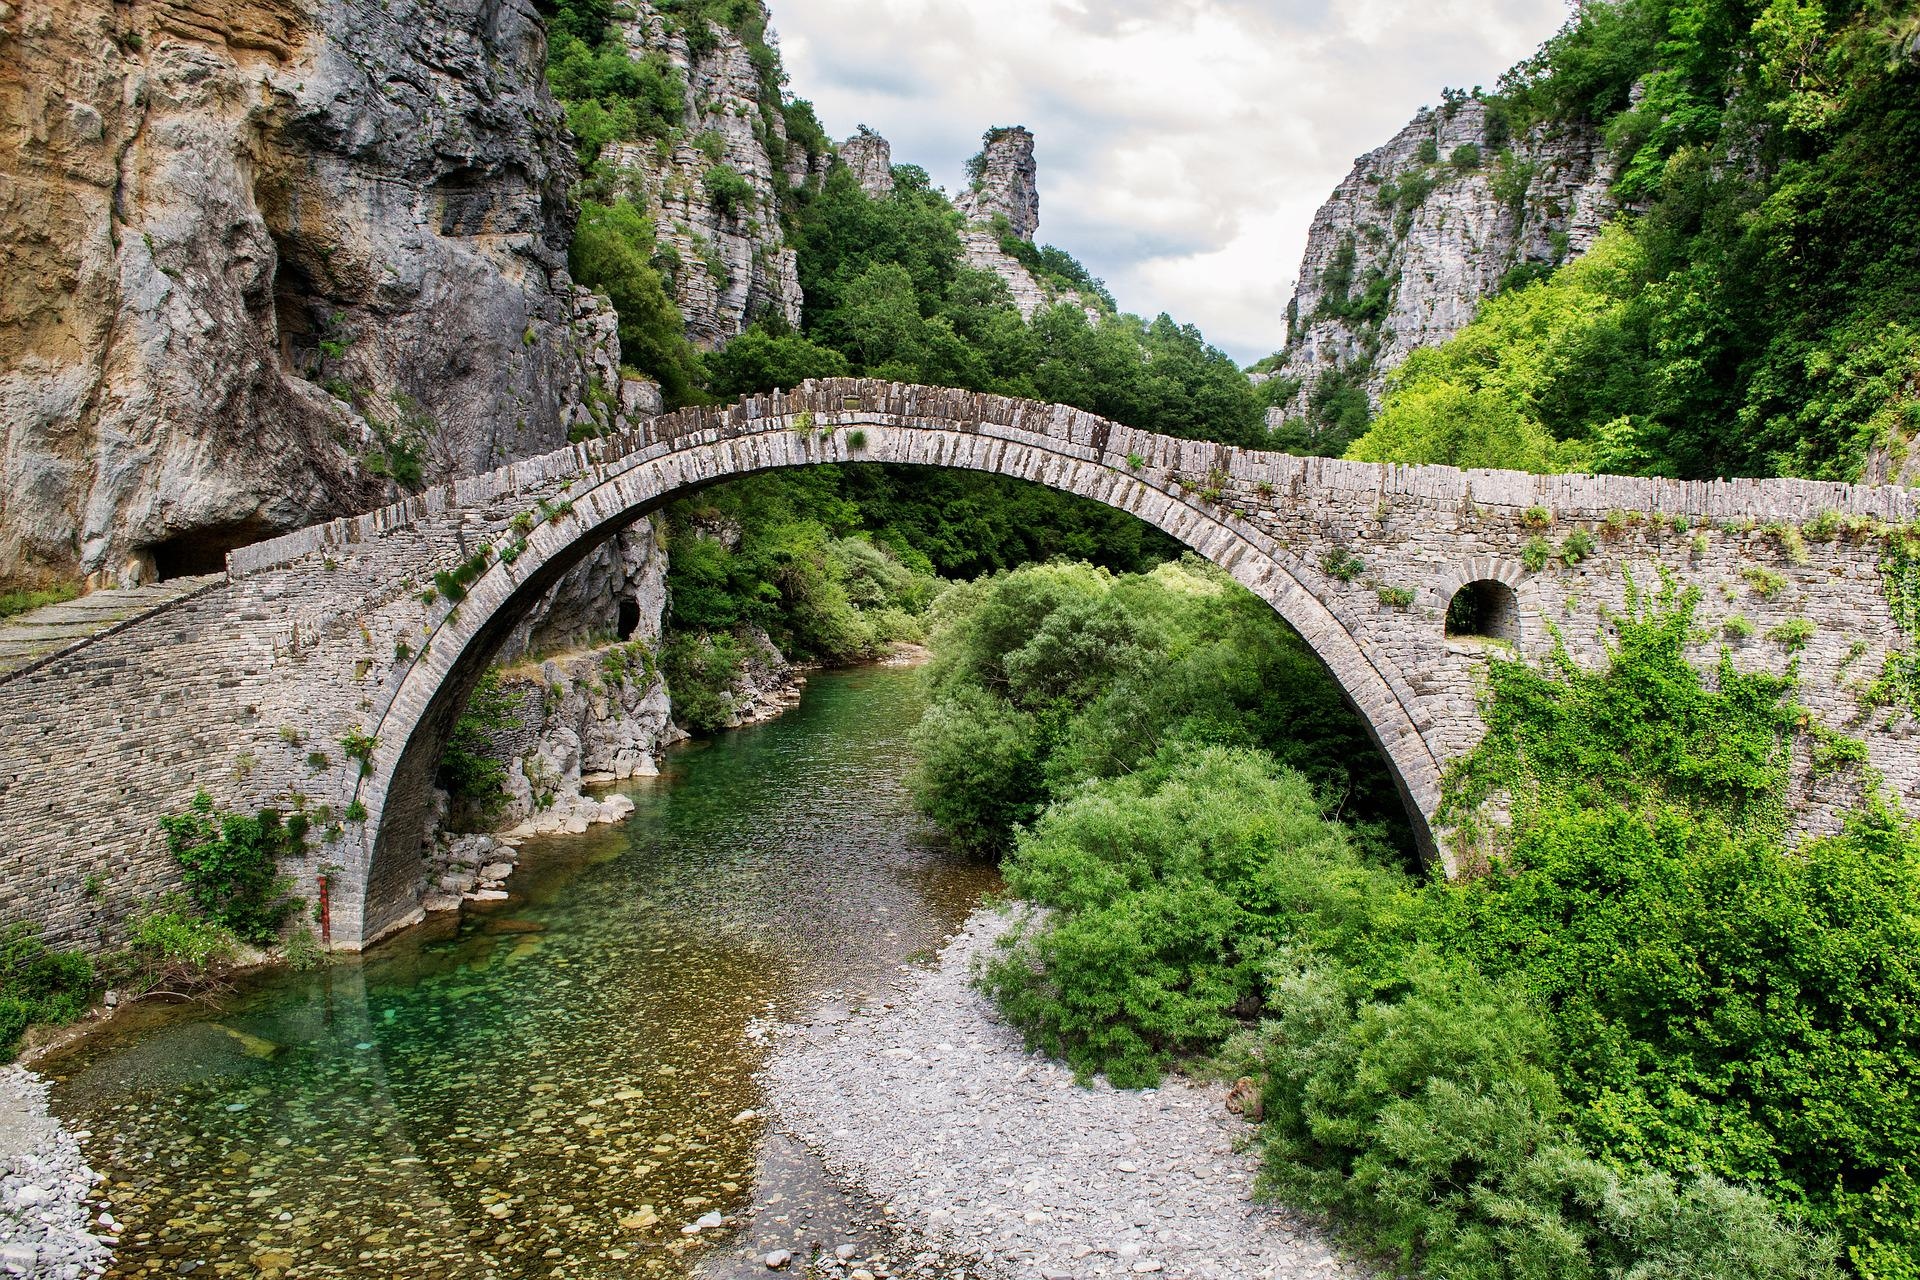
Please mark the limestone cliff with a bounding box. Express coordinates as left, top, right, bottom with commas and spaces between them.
0, 0, 652, 588
1261, 99, 1614, 438
948, 126, 1100, 322
596, 1, 828, 349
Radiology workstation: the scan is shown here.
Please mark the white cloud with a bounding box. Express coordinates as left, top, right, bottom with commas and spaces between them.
774, 0, 1572, 364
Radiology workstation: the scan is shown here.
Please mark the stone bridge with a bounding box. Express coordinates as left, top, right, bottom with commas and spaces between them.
3, 380, 1916, 950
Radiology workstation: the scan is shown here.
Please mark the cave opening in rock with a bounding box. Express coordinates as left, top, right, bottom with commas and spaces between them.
147, 521, 272, 582
616, 599, 641, 640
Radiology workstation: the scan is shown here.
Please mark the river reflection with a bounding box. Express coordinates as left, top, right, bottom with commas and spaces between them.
44, 665, 998, 1278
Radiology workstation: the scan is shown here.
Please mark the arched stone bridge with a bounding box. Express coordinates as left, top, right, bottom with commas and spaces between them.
4, 380, 1917, 949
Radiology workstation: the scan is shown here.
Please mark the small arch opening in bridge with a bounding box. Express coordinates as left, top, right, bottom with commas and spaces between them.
1445, 579, 1520, 646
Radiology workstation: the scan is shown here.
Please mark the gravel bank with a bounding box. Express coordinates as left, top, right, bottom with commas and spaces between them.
763, 911, 1369, 1280
0, 1067, 109, 1278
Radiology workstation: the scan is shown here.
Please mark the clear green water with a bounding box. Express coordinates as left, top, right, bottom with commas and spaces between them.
44, 665, 998, 1279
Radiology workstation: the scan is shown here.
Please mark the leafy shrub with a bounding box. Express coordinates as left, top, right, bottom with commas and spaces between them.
1376, 584, 1415, 609
120, 898, 239, 993
439, 669, 524, 826
0, 923, 94, 1059
1251, 947, 1840, 1280
1560, 528, 1596, 564
1520, 535, 1553, 572
1319, 547, 1366, 582
982, 746, 1367, 1086
912, 559, 1416, 867
1743, 567, 1790, 600
160, 794, 303, 944
1769, 617, 1816, 650
704, 163, 755, 219
660, 630, 748, 733
908, 686, 1045, 857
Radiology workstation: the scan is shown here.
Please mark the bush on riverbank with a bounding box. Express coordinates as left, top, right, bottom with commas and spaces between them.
931, 571, 1919, 1277
112, 899, 241, 997
0, 924, 94, 1060
909, 558, 1415, 864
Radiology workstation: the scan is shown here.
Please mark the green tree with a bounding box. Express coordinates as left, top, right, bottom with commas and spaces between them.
569, 200, 705, 406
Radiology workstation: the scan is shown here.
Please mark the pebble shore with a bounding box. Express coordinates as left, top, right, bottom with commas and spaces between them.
763, 911, 1369, 1280
0, 1067, 108, 1279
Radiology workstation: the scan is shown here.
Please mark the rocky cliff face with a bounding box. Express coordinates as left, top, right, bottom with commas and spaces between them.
597, 1, 827, 350
954, 126, 1039, 239
1262, 99, 1614, 437
839, 126, 894, 200
0, 0, 642, 587
947, 126, 1099, 322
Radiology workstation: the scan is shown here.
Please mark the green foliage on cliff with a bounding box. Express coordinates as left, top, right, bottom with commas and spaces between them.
544, 18, 685, 163
1347, 0, 1920, 481
569, 200, 704, 407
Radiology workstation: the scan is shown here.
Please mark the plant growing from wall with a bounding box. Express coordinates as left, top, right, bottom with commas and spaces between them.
340, 728, 377, 777
1560, 529, 1596, 564
1768, 618, 1816, 651
1742, 567, 1790, 601
1376, 585, 1415, 610
1522, 536, 1554, 572
1319, 547, 1366, 583
159, 793, 303, 944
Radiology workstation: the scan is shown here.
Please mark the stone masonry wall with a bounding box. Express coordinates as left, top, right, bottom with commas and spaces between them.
2, 380, 1916, 953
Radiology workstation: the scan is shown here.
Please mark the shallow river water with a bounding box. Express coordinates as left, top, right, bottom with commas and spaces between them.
42, 665, 999, 1279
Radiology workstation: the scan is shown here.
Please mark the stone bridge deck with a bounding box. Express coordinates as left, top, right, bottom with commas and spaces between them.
3, 380, 1916, 951
0, 577, 221, 680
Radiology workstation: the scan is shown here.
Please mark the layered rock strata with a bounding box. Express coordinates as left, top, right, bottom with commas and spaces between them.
0, 0, 653, 587
597, 1, 828, 349
1262, 99, 1615, 433
839, 127, 895, 199
949, 126, 1099, 322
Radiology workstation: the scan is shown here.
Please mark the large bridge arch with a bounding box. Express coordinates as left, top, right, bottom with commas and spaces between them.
9, 379, 1915, 952
348, 395, 1445, 943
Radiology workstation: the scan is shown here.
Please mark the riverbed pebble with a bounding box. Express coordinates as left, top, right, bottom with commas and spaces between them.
764, 911, 1370, 1280
0, 1067, 109, 1278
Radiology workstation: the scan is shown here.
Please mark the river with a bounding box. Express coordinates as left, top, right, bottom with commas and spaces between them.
39, 665, 999, 1278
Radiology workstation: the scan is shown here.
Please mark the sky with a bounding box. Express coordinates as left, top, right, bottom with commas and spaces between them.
774, 0, 1575, 366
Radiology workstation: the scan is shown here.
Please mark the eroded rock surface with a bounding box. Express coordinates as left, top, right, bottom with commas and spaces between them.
949, 125, 1100, 322
1263, 99, 1614, 436
596, 1, 828, 350
0, 0, 635, 586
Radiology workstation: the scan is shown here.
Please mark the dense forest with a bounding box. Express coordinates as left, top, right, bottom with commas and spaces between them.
1346, 0, 1919, 482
